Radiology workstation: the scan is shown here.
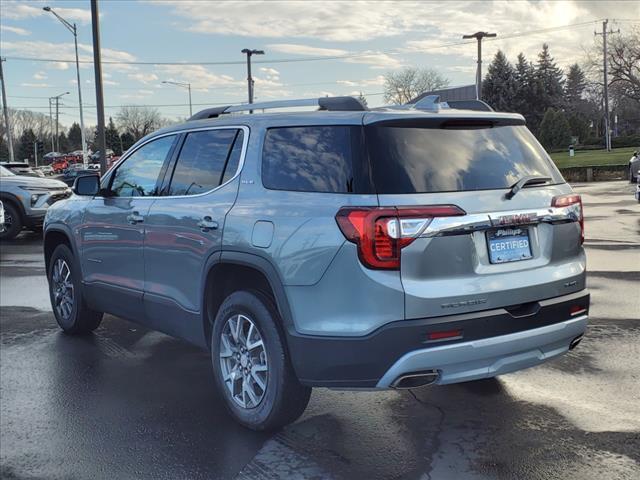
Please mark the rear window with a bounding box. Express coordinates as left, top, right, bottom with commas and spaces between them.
366, 124, 563, 194
262, 126, 366, 193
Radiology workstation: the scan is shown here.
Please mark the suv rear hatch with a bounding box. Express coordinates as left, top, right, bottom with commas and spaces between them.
362, 113, 585, 319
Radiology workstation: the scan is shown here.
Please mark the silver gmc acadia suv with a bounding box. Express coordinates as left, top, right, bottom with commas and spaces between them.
43, 96, 589, 430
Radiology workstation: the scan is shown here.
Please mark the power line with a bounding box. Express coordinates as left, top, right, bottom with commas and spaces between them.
2, 19, 614, 67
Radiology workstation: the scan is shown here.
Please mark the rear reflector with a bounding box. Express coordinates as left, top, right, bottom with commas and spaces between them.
570, 305, 587, 316
336, 205, 466, 270
427, 329, 463, 341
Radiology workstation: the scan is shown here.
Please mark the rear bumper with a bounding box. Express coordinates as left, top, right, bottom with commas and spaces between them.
287, 290, 589, 388
377, 314, 587, 387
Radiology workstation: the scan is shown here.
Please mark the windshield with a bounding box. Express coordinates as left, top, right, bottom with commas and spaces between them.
365, 124, 563, 194
0, 166, 16, 177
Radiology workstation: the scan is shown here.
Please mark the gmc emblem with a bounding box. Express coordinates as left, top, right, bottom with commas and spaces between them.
498, 213, 534, 226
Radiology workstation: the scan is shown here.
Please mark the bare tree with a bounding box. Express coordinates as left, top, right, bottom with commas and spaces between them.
608, 28, 640, 102
115, 106, 166, 141
383, 67, 450, 104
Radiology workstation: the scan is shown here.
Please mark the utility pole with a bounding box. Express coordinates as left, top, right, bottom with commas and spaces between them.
44, 6, 87, 166
48, 98, 54, 152
0, 57, 15, 162
49, 92, 69, 152
33, 142, 38, 168
241, 48, 264, 111
595, 19, 620, 152
462, 31, 497, 100
91, 0, 107, 175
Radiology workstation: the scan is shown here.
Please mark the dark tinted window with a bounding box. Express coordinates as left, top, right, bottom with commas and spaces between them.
262, 126, 360, 193
366, 124, 563, 193
110, 135, 175, 197
168, 129, 241, 196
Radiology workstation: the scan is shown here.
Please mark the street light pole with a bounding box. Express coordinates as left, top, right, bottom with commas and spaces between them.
162, 80, 192, 117
0, 57, 15, 162
241, 48, 264, 110
462, 31, 497, 100
44, 6, 87, 166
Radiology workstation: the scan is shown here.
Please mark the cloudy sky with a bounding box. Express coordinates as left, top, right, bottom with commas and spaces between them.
1, 0, 638, 126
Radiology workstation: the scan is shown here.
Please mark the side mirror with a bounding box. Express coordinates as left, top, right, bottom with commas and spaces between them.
72, 174, 100, 196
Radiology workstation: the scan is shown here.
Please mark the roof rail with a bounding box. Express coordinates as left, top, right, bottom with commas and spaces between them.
188, 96, 367, 121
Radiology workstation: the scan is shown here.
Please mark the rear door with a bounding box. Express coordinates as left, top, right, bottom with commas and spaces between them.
365, 116, 586, 319
143, 126, 247, 344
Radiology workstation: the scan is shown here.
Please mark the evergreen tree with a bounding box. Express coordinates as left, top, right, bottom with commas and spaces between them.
567, 113, 590, 144
120, 132, 135, 151
57, 132, 69, 153
18, 128, 37, 163
67, 122, 83, 151
535, 44, 564, 113
105, 117, 121, 154
357, 92, 368, 108
539, 108, 572, 150
565, 63, 587, 109
0, 136, 9, 162
482, 50, 518, 112
513, 53, 539, 130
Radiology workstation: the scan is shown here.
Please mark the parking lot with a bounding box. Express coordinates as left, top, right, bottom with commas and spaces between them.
1, 180, 638, 480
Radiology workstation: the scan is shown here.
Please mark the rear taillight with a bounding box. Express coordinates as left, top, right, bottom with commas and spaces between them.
335, 205, 466, 270
551, 194, 584, 244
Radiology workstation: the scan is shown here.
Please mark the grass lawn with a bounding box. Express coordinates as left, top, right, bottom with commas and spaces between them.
550, 147, 636, 168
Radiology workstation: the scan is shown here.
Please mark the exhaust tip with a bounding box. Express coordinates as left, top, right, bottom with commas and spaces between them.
569, 335, 583, 350
391, 370, 439, 389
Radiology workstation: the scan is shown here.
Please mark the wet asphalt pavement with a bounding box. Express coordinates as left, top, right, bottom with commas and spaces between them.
1, 180, 639, 480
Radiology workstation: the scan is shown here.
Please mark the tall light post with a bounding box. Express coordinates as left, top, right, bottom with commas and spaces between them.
162, 80, 192, 117
50, 91, 69, 152
462, 31, 497, 100
241, 49, 264, 110
44, 6, 87, 166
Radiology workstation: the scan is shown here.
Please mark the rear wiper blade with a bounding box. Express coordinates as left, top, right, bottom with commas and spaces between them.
505, 175, 551, 199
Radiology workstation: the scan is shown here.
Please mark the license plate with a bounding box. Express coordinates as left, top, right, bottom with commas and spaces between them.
487, 228, 532, 264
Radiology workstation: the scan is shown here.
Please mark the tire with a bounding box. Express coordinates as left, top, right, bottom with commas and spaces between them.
211, 290, 312, 431
0, 202, 23, 240
48, 244, 103, 335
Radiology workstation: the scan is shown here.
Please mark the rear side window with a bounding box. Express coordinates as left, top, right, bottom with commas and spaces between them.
366, 124, 563, 194
168, 129, 243, 196
262, 126, 364, 193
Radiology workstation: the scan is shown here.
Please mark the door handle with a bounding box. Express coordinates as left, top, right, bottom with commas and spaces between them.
126, 211, 144, 224
197, 216, 218, 232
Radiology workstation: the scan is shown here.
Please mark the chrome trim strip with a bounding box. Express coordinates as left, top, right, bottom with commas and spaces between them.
98, 125, 250, 200
420, 205, 580, 238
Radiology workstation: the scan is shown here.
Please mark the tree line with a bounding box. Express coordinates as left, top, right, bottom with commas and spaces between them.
0, 106, 173, 163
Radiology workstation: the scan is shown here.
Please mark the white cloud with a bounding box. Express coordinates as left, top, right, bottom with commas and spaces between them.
2, 1, 91, 23
267, 44, 348, 57
103, 79, 120, 86
337, 75, 386, 87
33, 71, 48, 80
1, 25, 31, 36
128, 72, 159, 84
157, 65, 241, 90
21, 82, 52, 88
345, 52, 405, 70
48, 61, 70, 70
259, 67, 280, 76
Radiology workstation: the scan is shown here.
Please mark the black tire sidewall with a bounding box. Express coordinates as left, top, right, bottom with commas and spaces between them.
48, 244, 81, 331
211, 290, 288, 430
1, 203, 23, 240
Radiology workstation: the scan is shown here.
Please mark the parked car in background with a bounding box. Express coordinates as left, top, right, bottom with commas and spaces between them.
52, 158, 69, 174
0, 200, 4, 233
629, 151, 639, 183
59, 168, 98, 187
90, 149, 114, 162
43, 152, 63, 162
43, 96, 589, 430
88, 163, 101, 171
0, 165, 70, 240
37, 165, 54, 176
0, 162, 45, 177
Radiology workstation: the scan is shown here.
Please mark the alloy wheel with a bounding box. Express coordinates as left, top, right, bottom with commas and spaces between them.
52, 258, 74, 321
219, 314, 268, 409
